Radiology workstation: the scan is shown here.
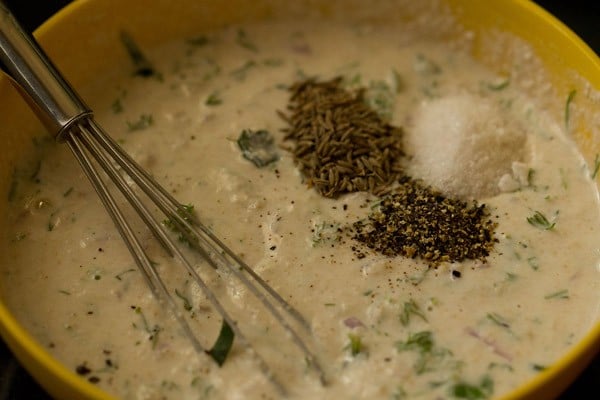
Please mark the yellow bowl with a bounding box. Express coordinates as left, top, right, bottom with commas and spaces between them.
0, 1, 598, 399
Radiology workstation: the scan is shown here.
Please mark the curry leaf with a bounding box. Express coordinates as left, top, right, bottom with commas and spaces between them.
206, 320, 235, 366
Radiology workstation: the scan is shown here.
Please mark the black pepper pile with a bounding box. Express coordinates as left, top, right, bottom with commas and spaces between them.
280, 76, 405, 198
352, 178, 497, 264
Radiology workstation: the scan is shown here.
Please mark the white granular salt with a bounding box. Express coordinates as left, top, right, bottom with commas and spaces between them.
405, 93, 529, 199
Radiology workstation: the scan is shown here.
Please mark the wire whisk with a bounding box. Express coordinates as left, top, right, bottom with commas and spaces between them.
0, 4, 325, 395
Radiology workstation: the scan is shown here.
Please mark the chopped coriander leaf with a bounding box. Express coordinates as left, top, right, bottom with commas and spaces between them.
134, 306, 162, 348
30, 160, 42, 182
391, 68, 404, 93
346, 333, 363, 356
120, 31, 159, 78
396, 331, 433, 353
237, 129, 279, 168
206, 320, 234, 366
526, 211, 555, 230
486, 312, 510, 329
235, 29, 258, 52
591, 154, 600, 179
365, 79, 396, 121
527, 256, 539, 270
115, 268, 136, 281
163, 203, 197, 245
111, 98, 124, 114
414, 53, 441, 75
127, 114, 154, 131
231, 60, 257, 80
564, 89, 576, 130
7, 176, 17, 202
544, 289, 569, 299
63, 187, 74, 197
399, 299, 427, 327
186, 35, 210, 46
486, 78, 510, 91
396, 331, 452, 375
450, 375, 493, 399
205, 91, 223, 106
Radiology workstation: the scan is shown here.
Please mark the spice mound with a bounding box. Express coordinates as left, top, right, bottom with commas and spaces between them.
352, 178, 497, 264
280, 77, 405, 198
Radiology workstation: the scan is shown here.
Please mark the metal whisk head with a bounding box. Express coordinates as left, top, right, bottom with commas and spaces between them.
0, 4, 325, 395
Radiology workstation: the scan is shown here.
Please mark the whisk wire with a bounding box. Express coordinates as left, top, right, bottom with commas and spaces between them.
67, 119, 330, 393
85, 119, 327, 381
65, 124, 206, 354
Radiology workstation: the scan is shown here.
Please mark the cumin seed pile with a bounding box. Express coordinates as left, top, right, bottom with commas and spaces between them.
352, 178, 498, 264
280, 77, 405, 198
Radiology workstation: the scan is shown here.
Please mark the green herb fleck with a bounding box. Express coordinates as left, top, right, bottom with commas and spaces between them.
346, 333, 363, 356
127, 114, 154, 131
399, 299, 427, 327
365, 80, 396, 121
450, 375, 494, 399
414, 53, 441, 75
111, 98, 124, 114
115, 268, 136, 281
237, 129, 279, 168
30, 160, 42, 183
206, 320, 234, 366
591, 154, 600, 180
205, 91, 222, 106
505, 272, 518, 281
63, 187, 74, 197
527, 256, 539, 271
175, 288, 193, 311
135, 306, 161, 349
120, 31, 160, 79
544, 289, 569, 299
391, 386, 408, 400
186, 35, 210, 47
47, 214, 59, 232
163, 204, 197, 245
311, 221, 341, 247
396, 331, 452, 375
486, 78, 510, 91
532, 363, 547, 371
486, 312, 510, 329
231, 60, 257, 80
565, 89, 576, 130
12, 232, 28, 242
235, 29, 258, 52
526, 211, 555, 230
7, 175, 18, 202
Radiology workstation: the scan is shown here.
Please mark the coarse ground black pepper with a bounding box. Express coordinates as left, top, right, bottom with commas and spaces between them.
351, 177, 497, 264
279, 76, 405, 198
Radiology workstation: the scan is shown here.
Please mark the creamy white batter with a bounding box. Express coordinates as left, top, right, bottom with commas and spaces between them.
1, 18, 599, 400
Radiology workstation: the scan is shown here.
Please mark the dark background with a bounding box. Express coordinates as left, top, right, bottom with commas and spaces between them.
0, 0, 598, 398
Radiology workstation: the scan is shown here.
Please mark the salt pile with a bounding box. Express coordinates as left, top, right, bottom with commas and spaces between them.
405, 93, 529, 199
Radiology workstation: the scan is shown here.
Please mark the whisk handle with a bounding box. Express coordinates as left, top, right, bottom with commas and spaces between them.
0, 2, 90, 141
